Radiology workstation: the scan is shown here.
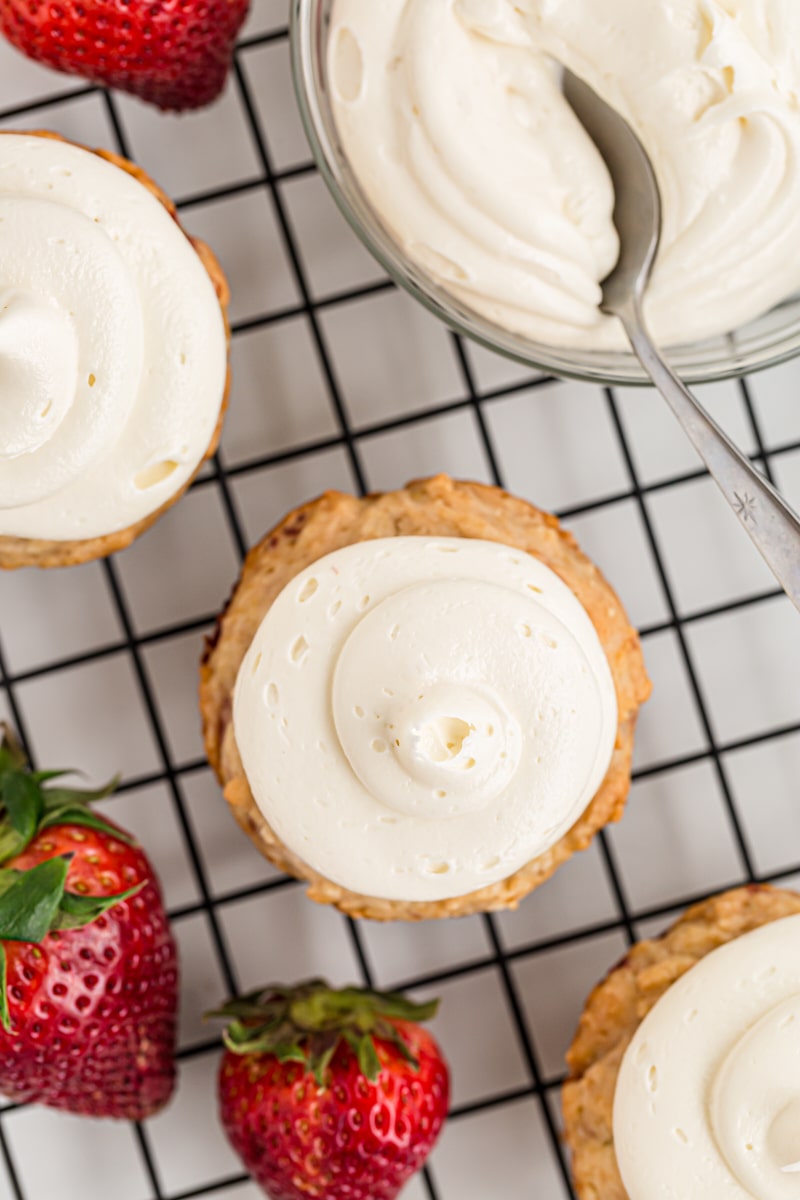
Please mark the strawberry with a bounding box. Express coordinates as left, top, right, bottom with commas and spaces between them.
0, 724, 177, 1119
213, 979, 450, 1200
0, 0, 250, 112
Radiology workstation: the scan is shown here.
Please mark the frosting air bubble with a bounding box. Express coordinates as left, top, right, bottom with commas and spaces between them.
614, 913, 800, 1200
233, 537, 618, 902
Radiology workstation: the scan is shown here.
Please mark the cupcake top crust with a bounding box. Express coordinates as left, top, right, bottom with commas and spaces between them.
201, 477, 651, 920
233, 535, 619, 902
0, 133, 228, 542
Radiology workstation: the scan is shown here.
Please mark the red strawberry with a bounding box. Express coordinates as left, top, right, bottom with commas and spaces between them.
0, 724, 177, 1118
0, 0, 250, 112
214, 980, 449, 1200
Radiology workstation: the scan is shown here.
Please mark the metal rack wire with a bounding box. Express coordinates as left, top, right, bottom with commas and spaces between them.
0, 14, 799, 1200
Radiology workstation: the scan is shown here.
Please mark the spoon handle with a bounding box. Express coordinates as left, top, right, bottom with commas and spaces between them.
620, 305, 800, 612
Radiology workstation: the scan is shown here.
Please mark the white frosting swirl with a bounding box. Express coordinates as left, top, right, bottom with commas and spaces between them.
0, 135, 227, 540
614, 914, 800, 1199
329, 0, 800, 348
233, 537, 617, 901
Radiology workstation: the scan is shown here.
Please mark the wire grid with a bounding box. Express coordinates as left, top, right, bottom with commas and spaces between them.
0, 10, 800, 1200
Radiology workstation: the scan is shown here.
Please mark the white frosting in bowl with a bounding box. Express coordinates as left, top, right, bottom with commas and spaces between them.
0, 135, 227, 541
614, 913, 800, 1199
233, 537, 618, 902
328, 0, 800, 349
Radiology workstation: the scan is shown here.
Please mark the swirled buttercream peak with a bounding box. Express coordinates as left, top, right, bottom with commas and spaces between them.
233, 537, 618, 901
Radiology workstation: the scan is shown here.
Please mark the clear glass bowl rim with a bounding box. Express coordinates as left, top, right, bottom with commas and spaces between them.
290, 0, 800, 387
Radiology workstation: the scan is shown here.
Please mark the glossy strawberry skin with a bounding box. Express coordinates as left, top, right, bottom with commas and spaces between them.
0, 0, 250, 112
219, 1019, 449, 1200
0, 822, 178, 1119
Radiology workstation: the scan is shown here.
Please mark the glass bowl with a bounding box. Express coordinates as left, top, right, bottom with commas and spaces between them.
290, 0, 800, 387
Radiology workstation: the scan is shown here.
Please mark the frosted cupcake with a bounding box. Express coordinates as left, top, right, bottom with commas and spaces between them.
563, 884, 800, 1199
0, 132, 230, 568
200, 476, 650, 920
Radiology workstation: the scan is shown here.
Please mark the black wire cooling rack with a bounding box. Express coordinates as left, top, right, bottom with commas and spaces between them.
1, 10, 800, 1200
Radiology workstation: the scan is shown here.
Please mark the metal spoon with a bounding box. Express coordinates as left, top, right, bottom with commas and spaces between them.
562, 68, 800, 612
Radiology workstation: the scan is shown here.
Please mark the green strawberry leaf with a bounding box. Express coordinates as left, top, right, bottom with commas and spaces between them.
206, 999, 281, 1022
0, 945, 8, 1034
362, 991, 439, 1023
2, 773, 44, 844
272, 1042, 308, 1066
309, 1032, 339, 1087
0, 726, 124, 866
41, 778, 120, 810
375, 1019, 420, 1070
358, 1034, 381, 1081
53, 881, 146, 932
0, 871, 22, 902
38, 806, 132, 845
0, 829, 28, 869
222, 1019, 297, 1056
0, 727, 26, 775
230, 1009, 285, 1037
341, 1029, 381, 1082
29, 770, 73, 785
0, 857, 142, 944
0, 858, 69, 943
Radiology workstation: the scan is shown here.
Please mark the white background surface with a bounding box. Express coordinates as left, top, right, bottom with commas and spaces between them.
1, 4, 800, 1198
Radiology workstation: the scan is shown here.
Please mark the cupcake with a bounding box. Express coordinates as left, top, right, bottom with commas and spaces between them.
563, 884, 800, 1199
0, 131, 230, 569
200, 476, 650, 920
